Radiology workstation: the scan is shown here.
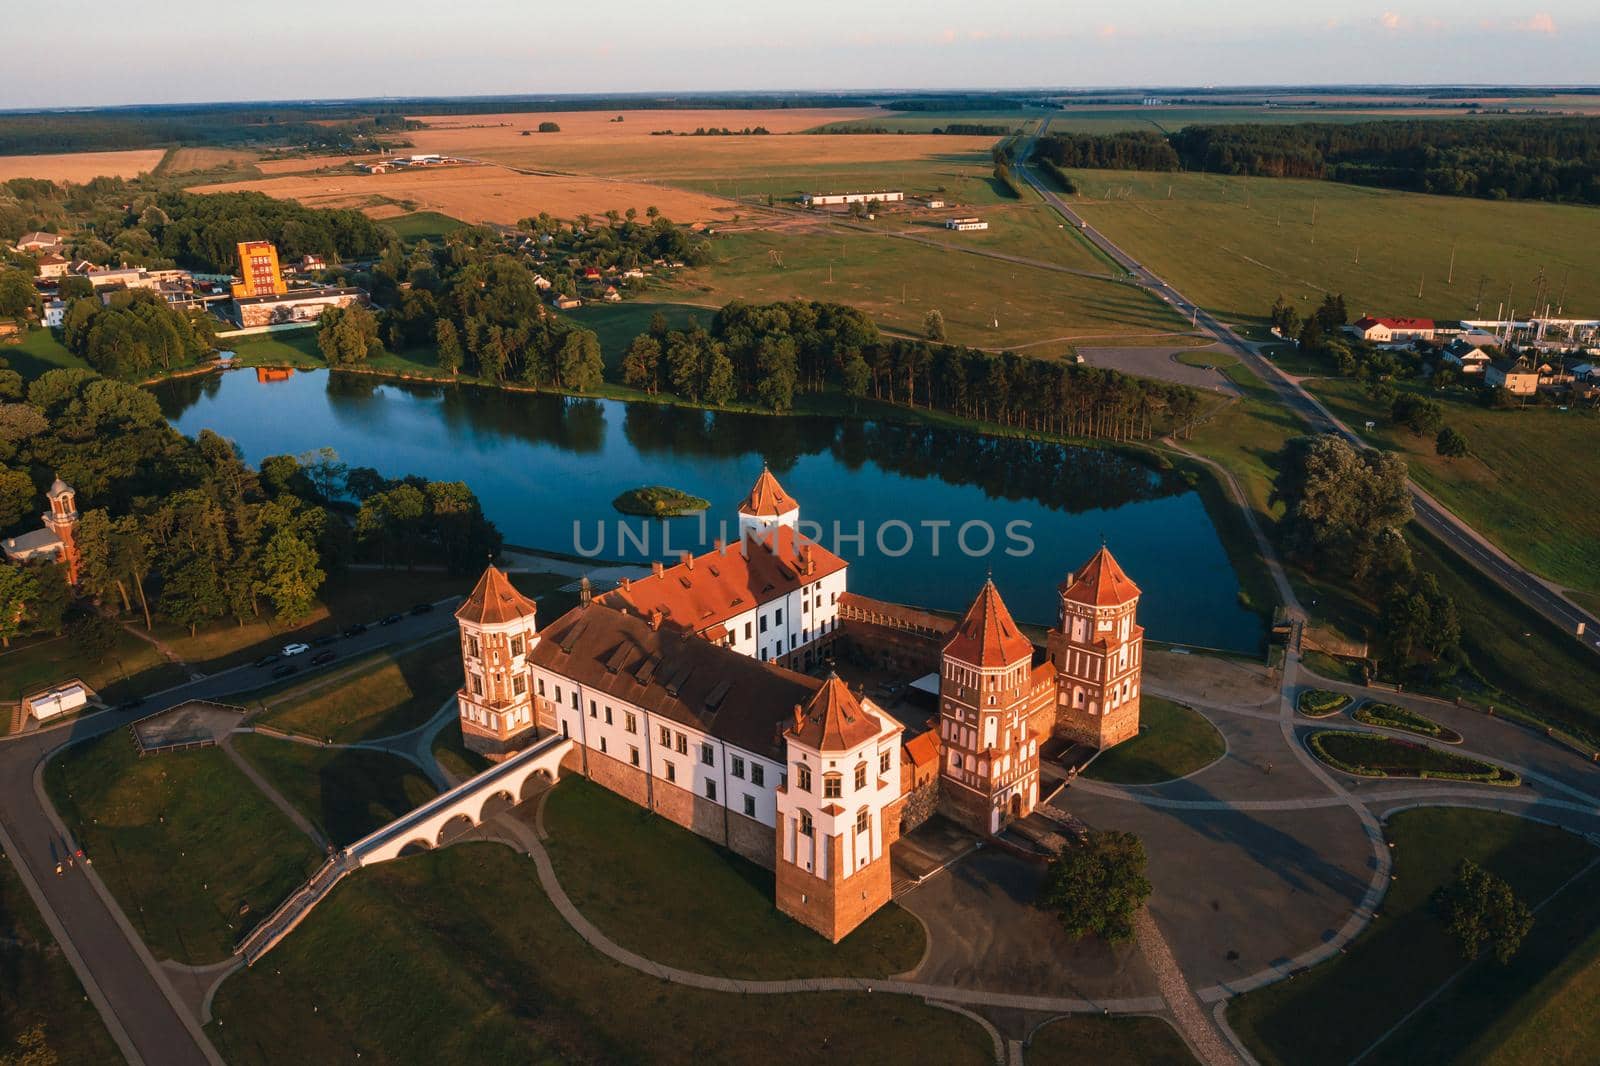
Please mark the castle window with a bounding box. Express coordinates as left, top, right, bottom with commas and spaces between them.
589, 700, 597, 718
466, 636, 479, 658
802, 599, 809, 614
705, 779, 717, 801
856, 808, 869, 834
471, 676, 483, 696
513, 675, 526, 696
676, 733, 688, 755
510, 636, 523, 657
745, 622, 752, 640
731, 755, 745, 779
605, 706, 613, 725
701, 742, 714, 767
571, 691, 578, 710
775, 608, 783, 625
659, 726, 671, 747
799, 810, 813, 837
554, 685, 562, 703
797, 764, 812, 792
854, 763, 867, 790
743, 794, 756, 817
760, 615, 769, 633
751, 764, 765, 787
630, 746, 640, 767
666, 762, 676, 783
879, 750, 891, 774
823, 773, 842, 799
625, 711, 637, 734
599, 737, 607, 754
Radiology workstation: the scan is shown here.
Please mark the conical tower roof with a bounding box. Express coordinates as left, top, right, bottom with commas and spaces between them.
738, 465, 798, 517
456, 565, 538, 625
1059, 545, 1141, 607
943, 578, 1034, 668
788, 673, 880, 752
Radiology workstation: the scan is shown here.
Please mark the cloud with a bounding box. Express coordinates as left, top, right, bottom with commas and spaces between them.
1378, 11, 1402, 30
1097, 24, 1118, 38
1515, 12, 1557, 34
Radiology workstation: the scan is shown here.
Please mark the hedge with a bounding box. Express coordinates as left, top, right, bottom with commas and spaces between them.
1307, 730, 1519, 786
1297, 689, 1351, 717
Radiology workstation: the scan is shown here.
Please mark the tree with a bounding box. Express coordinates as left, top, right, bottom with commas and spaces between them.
0, 269, 38, 318
1434, 859, 1533, 964
1040, 830, 1152, 943
754, 335, 798, 413
557, 330, 604, 392
1392, 395, 1444, 436
66, 611, 118, 662
1378, 571, 1461, 673
1271, 434, 1413, 587
0, 563, 39, 648
1435, 425, 1469, 458
255, 529, 325, 623
703, 345, 737, 406
317, 304, 382, 366
0, 465, 34, 530
0, 1023, 57, 1066
158, 554, 224, 636
537, 121, 561, 133
924, 309, 947, 343
621, 335, 662, 393
841, 351, 870, 407
435, 318, 463, 376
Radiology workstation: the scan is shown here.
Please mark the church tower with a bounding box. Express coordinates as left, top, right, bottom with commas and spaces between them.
456, 565, 541, 760
775, 675, 902, 942
737, 465, 800, 544
42, 476, 80, 585
937, 579, 1046, 836
1047, 546, 1144, 749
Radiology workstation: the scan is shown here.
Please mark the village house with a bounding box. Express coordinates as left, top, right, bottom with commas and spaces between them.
802, 190, 905, 207
33, 253, 70, 280
1486, 356, 1540, 396
14, 232, 63, 254
1441, 337, 1496, 375
1351, 316, 1436, 344
450, 467, 1147, 941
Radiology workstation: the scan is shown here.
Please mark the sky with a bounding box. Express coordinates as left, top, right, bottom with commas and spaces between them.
2, 1, 1596, 110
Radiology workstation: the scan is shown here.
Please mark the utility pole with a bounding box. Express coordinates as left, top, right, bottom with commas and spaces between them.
1417, 274, 1424, 300
1354, 243, 1360, 266
1473, 274, 1487, 315
1446, 241, 1457, 285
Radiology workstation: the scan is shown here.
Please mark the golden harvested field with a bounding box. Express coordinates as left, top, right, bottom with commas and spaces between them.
161, 147, 257, 172
191, 163, 745, 225
0, 148, 166, 182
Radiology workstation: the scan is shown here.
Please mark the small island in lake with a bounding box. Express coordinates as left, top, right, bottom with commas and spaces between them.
612, 485, 712, 517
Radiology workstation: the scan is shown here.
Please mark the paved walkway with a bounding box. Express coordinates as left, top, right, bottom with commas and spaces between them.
1136, 908, 1237, 1066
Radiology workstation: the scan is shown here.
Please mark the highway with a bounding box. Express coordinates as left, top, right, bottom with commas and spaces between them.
1014, 122, 1600, 653
0, 603, 460, 1065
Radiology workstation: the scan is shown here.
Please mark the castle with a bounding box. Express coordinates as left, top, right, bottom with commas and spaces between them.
454, 467, 1143, 940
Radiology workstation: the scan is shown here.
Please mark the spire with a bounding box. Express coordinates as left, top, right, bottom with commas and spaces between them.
943, 578, 1034, 668
455, 564, 539, 625
1059, 545, 1141, 607
788, 673, 880, 752
738, 465, 798, 517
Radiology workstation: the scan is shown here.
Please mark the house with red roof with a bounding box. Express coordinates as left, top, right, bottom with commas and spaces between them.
1351, 316, 1436, 343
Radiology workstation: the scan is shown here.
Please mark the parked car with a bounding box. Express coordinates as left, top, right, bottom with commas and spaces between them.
271, 663, 299, 679
311, 634, 338, 648
311, 650, 336, 665
281, 642, 310, 656
379, 613, 403, 626
409, 602, 435, 615
253, 654, 280, 668
343, 623, 368, 638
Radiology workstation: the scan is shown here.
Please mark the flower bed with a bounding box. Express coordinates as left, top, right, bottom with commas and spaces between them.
1307, 730, 1518, 786
1297, 688, 1351, 717
1352, 702, 1462, 743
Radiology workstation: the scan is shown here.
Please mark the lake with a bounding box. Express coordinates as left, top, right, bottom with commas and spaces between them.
155, 369, 1264, 652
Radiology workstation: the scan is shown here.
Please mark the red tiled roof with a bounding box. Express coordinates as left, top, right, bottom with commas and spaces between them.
1059, 546, 1141, 607
943, 579, 1034, 668
903, 728, 941, 768
738, 466, 798, 517
599, 526, 846, 636
787, 674, 883, 752
455, 565, 539, 626
1356, 316, 1434, 331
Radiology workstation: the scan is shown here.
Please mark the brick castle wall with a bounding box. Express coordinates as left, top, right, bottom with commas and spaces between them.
774, 822, 893, 942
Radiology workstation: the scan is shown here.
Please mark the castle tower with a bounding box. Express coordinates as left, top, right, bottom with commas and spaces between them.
775, 675, 902, 942
42, 476, 80, 585
737, 465, 800, 544
455, 565, 541, 760
937, 579, 1045, 836
1047, 546, 1144, 749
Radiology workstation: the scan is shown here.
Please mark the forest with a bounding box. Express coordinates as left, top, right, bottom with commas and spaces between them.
1039, 117, 1600, 204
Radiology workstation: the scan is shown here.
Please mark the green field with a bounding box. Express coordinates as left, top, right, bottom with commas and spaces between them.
0, 627, 187, 733
0, 856, 121, 1064
233, 733, 437, 847
382, 210, 467, 243
1064, 169, 1600, 323
3, 327, 87, 381
430, 719, 491, 782
888, 193, 1115, 276
563, 299, 711, 370
1082, 697, 1225, 784
1026, 1014, 1196, 1064
1228, 809, 1598, 1066
1307, 376, 1600, 597
676, 151, 1013, 208
689, 226, 1186, 348
256, 636, 459, 743
543, 776, 924, 979
226, 329, 324, 367
206, 843, 995, 1065
44, 733, 320, 963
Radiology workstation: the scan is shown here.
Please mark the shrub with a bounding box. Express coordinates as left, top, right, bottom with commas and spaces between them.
1297, 689, 1351, 716
1353, 701, 1458, 740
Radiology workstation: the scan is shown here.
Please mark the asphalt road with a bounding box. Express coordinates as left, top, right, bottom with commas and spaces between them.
1015, 123, 1600, 653
0, 601, 460, 1066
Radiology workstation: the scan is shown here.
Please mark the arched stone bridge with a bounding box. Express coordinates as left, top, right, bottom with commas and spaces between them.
349, 732, 573, 865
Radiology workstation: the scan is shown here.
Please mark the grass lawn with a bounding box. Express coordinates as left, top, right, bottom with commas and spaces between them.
383, 210, 467, 243
543, 776, 925, 979
206, 843, 994, 1066
1228, 809, 1599, 1066
1082, 697, 1224, 784
1065, 169, 1600, 325
152, 568, 471, 674
256, 635, 458, 743
1299, 650, 1365, 685
227, 329, 323, 368
0, 856, 121, 1064
1306, 376, 1600, 597
0, 628, 187, 733
888, 193, 1113, 275
44, 733, 321, 963
430, 719, 491, 782
1026, 1014, 1197, 1065
1307, 730, 1513, 782
686, 225, 1186, 349
563, 299, 710, 373
232, 734, 436, 848
2, 327, 88, 381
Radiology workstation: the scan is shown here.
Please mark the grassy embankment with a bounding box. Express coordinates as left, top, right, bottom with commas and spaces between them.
1062, 169, 1600, 327
1228, 808, 1600, 1066
1026, 1015, 1197, 1065
232, 734, 437, 848
205, 844, 995, 1065
253, 636, 461, 744
543, 776, 923, 980
1082, 696, 1225, 784
0, 627, 187, 734
44, 732, 321, 963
